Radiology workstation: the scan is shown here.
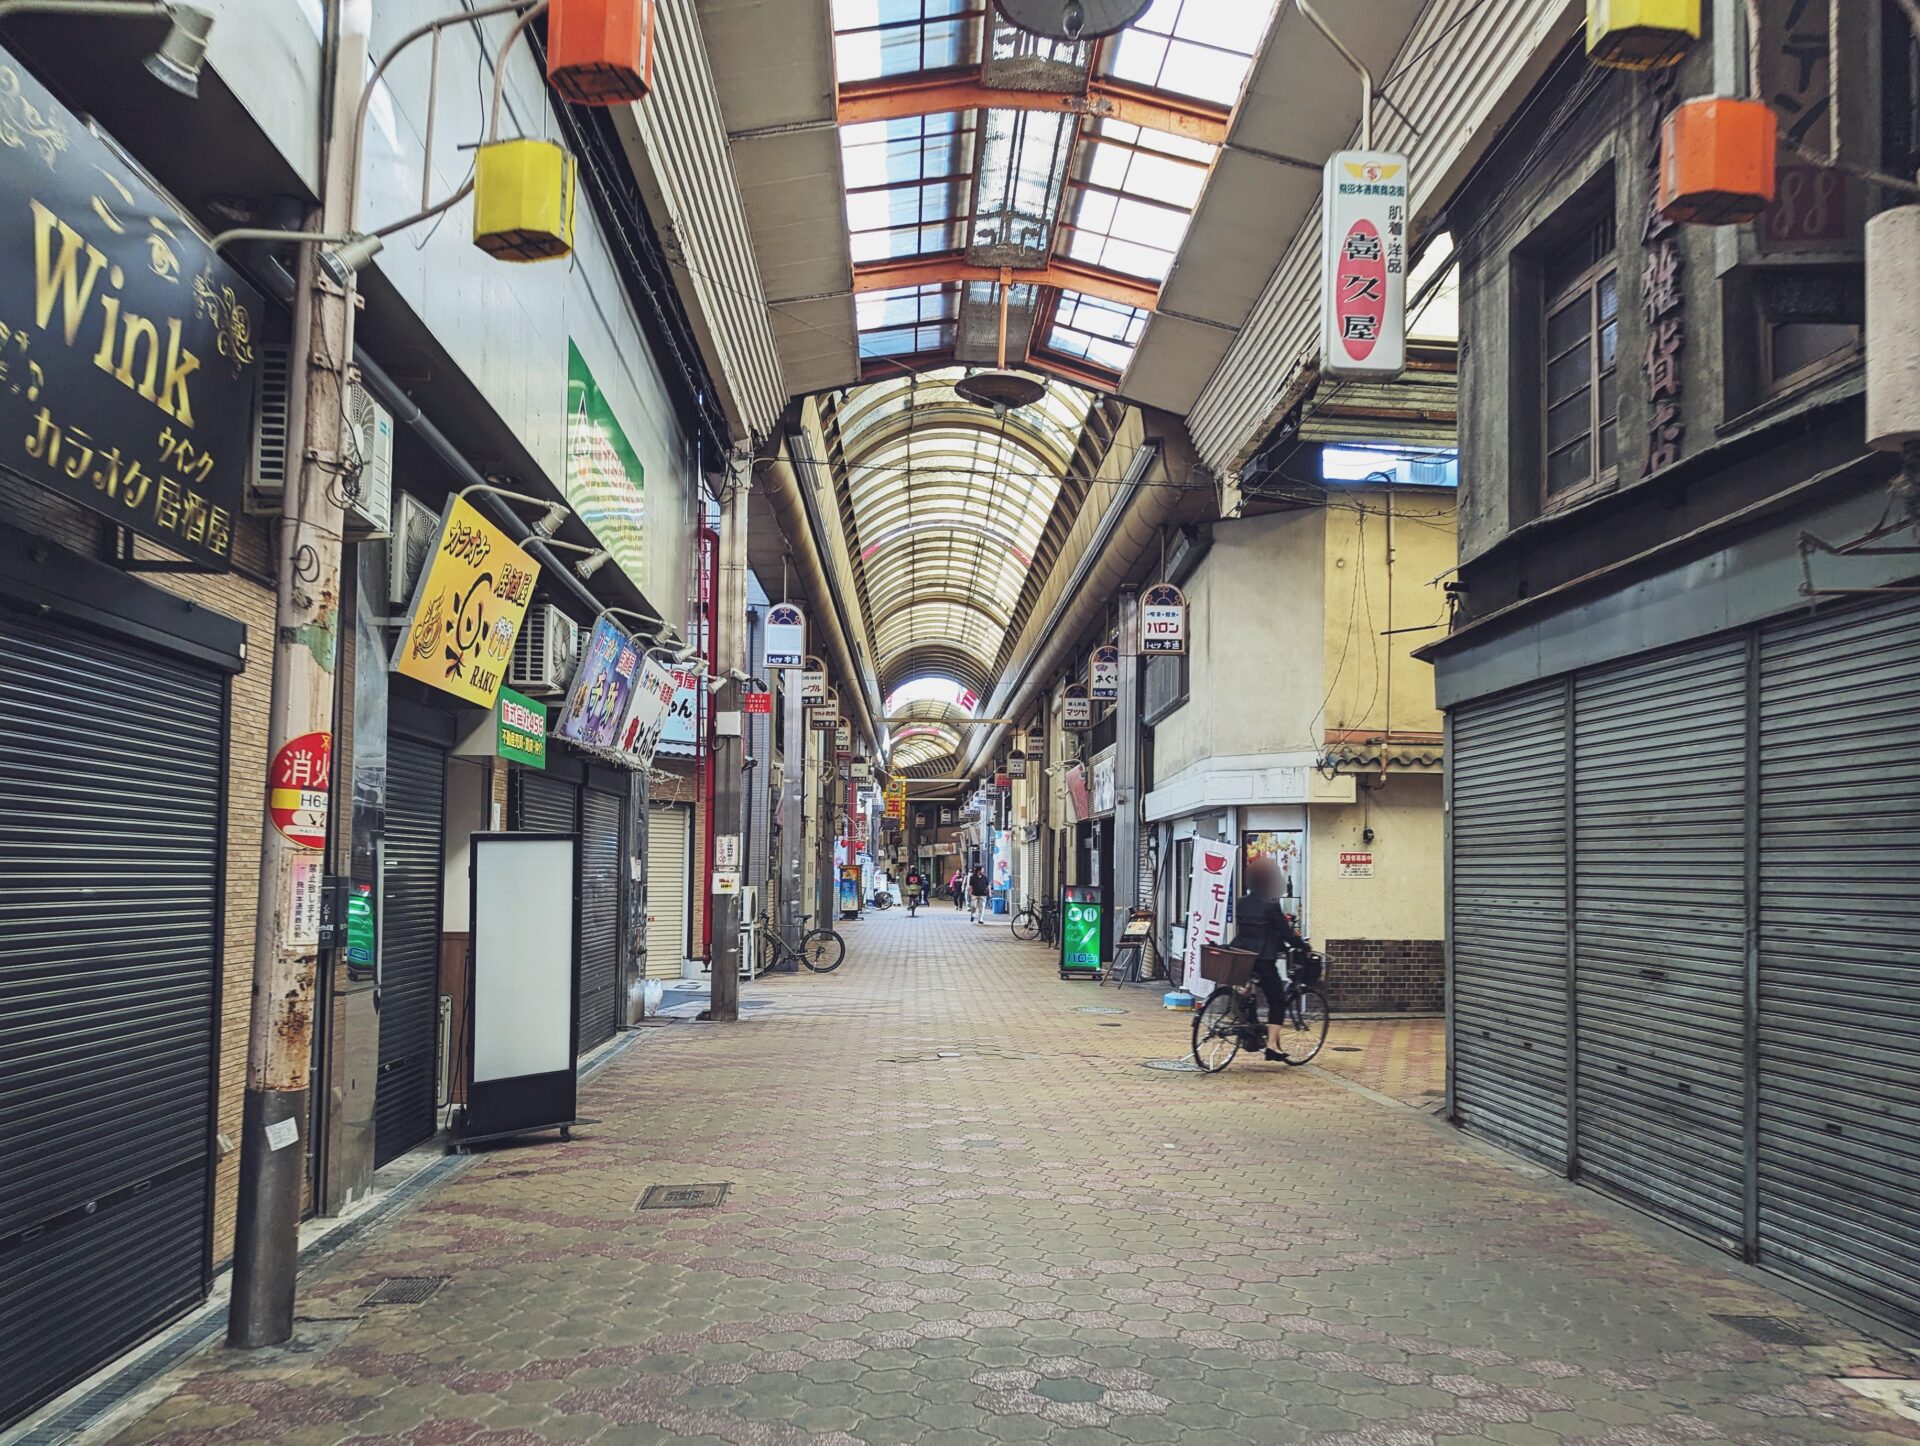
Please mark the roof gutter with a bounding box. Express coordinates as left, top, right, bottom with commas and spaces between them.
964, 440, 1186, 778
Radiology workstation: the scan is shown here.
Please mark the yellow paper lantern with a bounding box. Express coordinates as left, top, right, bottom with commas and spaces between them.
473, 139, 577, 262
1587, 0, 1700, 71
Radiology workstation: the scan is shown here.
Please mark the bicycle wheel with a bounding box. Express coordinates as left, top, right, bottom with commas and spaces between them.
1191, 989, 1247, 1073
1011, 908, 1040, 941
799, 928, 846, 973
1277, 987, 1330, 1065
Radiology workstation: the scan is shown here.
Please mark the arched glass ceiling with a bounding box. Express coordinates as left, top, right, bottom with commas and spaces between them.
885, 676, 979, 715
835, 368, 1093, 706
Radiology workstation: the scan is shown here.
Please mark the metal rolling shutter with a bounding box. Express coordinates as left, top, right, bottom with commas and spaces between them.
578, 788, 623, 1052
1573, 639, 1749, 1247
1757, 597, 1920, 1328
645, 806, 691, 980
0, 612, 223, 1428
377, 737, 445, 1167
1450, 681, 1570, 1164
515, 773, 578, 833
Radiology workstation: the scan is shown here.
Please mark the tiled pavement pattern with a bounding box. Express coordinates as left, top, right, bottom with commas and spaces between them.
1311, 1018, 1447, 1109
111, 910, 1920, 1446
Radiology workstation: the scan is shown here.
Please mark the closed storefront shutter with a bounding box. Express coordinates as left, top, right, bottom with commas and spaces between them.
378, 736, 445, 1167
1450, 681, 1570, 1164
645, 805, 691, 979
1574, 639, 1749, 1247
578, 787, 623, 1052
1757, 597, 1920, 1328
515, 772, 578, 833
0, 611, 223, 1428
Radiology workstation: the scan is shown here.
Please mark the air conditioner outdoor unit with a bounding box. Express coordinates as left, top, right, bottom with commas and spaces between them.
343, 381, 394, 539
511, 603, 582, 697
246, 342, 293, 514
387, 491, 442, 610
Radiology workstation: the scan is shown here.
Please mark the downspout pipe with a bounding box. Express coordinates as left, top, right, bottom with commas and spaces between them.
759, 440, 880, 754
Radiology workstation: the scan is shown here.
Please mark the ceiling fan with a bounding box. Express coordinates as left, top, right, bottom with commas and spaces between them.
994, 0, 1153, 42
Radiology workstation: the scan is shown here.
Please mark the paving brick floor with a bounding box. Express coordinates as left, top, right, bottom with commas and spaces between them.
1310, 1018, 1446, 1109
110, 910, 1920, 1445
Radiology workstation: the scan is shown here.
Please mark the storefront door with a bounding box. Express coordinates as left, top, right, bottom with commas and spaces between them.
377, 735, 446, 1166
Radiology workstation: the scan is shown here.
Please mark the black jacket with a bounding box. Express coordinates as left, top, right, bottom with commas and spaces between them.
1228, 892, 1304, 965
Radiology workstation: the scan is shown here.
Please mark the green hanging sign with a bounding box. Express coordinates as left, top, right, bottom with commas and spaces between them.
497, 686, 548, 768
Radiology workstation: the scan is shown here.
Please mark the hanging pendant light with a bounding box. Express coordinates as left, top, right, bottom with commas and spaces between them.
473, 138, 578, 261
548, 0, 657, 106
1656, 1, 1776, 227
955, 269, 1047, 418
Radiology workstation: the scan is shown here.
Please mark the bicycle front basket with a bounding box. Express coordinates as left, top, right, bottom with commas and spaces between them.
1200, 945, 1259, 989
1289, 946, 1325, 986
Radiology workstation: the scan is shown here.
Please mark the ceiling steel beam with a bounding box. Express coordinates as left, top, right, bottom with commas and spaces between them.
836, 70, 1231, 147
853, 253, 1160, 314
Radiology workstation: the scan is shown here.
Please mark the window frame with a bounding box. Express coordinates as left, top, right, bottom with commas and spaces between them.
1539, 240, 1620, 513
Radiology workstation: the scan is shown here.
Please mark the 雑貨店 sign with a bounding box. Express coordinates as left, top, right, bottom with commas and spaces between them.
393, 495, 541, 707
0, 46, 263, 569
1319, 151, 1409, 381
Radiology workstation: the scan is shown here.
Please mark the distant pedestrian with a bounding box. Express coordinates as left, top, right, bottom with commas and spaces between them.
967, 866, 990, 923
950, 869, 964, 909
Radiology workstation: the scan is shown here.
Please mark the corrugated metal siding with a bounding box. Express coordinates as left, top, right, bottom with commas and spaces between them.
0, 611, 222, 1428
579, 788, 624, 1052
1450, 681, 1569, 1164
1187, 0, 1576, 470
377, 737, 445, 1167
515, 773, 578, 834
645, 805, 692, 979
634, 0, 788, 436
1757, 597, 1920, 1328
1573, 639, 1749, 1248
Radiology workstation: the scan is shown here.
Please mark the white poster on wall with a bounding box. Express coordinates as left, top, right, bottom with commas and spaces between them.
1181, 839, 1237, 996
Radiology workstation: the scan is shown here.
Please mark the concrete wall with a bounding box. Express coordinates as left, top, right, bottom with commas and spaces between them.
1150, 508, 1326, 780
1308, 773, 1445, 941
1319, 488, 1454, 742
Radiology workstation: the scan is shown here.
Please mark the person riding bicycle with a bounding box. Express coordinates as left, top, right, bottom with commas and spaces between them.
903, 865, 928, 913
1228, 857, 1306, 1061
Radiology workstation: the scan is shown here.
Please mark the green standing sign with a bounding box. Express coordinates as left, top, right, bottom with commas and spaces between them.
1060, 884, 1105, 978
497, 687, 548, 769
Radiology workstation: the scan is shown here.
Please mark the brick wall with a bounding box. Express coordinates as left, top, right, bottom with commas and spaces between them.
2, 477, 278, 1266
1322, 938, 1444, 1014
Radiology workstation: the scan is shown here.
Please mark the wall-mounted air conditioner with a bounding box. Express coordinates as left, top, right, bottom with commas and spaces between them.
248, 350, 394, 542
387, 491, 441, 610
343, 381, 394, 539
510, 603, 582, 697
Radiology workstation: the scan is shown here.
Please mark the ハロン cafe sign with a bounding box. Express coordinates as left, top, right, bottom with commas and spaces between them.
0, 46, 262, 569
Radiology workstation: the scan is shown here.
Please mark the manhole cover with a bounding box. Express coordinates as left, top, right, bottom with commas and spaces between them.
1075, 1006, 1128, 1015
638, 1183, 730, 1210
1142, 1058, 1202, 1073
363, 1277, 448, 1306
1713, 1314, 1821, 1345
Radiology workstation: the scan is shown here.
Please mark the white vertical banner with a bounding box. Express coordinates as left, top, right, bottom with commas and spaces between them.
1319, 150, 1410, 381
765, 602, 806, 669
1181, 839, 1238, 996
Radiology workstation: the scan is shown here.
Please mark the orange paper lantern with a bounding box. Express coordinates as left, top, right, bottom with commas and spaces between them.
1658, 98, 1777, 226
548, 0, 656, 106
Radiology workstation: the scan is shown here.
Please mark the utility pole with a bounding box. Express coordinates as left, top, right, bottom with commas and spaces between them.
229, 0, 366, 1347
708, 457, 749, 1021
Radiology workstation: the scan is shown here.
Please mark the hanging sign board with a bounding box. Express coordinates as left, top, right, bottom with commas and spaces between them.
1008, 752, 1028, 779
850, 758, 871, 780
765, 602, 806, 669
742, 690, 773, 714
394, 495, 541, 706
615, 655, 677, 767
834, 723, 851, 757
496, 687, 548, 768
553, 616, 641, 749
885, 777, 907, 822
812, 686, 839, 730
0, 50, 263, 570
801, 655, 827, 703
1141, 583, 1187, 654
269, 731, 332, 850
1063, 682, 1093, 730
1088, 644, 1120, 701
1319, 150, 1410, 381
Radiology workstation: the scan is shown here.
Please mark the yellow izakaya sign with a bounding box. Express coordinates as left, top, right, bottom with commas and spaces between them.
393, 494, 541, 707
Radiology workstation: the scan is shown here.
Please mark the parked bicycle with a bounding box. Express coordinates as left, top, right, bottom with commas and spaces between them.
750, 911, 847, 973
1010, 897, 1059, 944
1190, 944, 1329, 1072
868, 889, 894, 910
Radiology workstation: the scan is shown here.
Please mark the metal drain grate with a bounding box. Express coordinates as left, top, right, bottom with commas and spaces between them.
1712, 1314, 1822, 1346
1142, 1058, 1202, 1073
1075, 1006, 1128, 1015
637, 1183, 730, 1210
1096, 1022, 1124, 1028
363, 1276, 448, 1306
1330, 1045, 1363, 1052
